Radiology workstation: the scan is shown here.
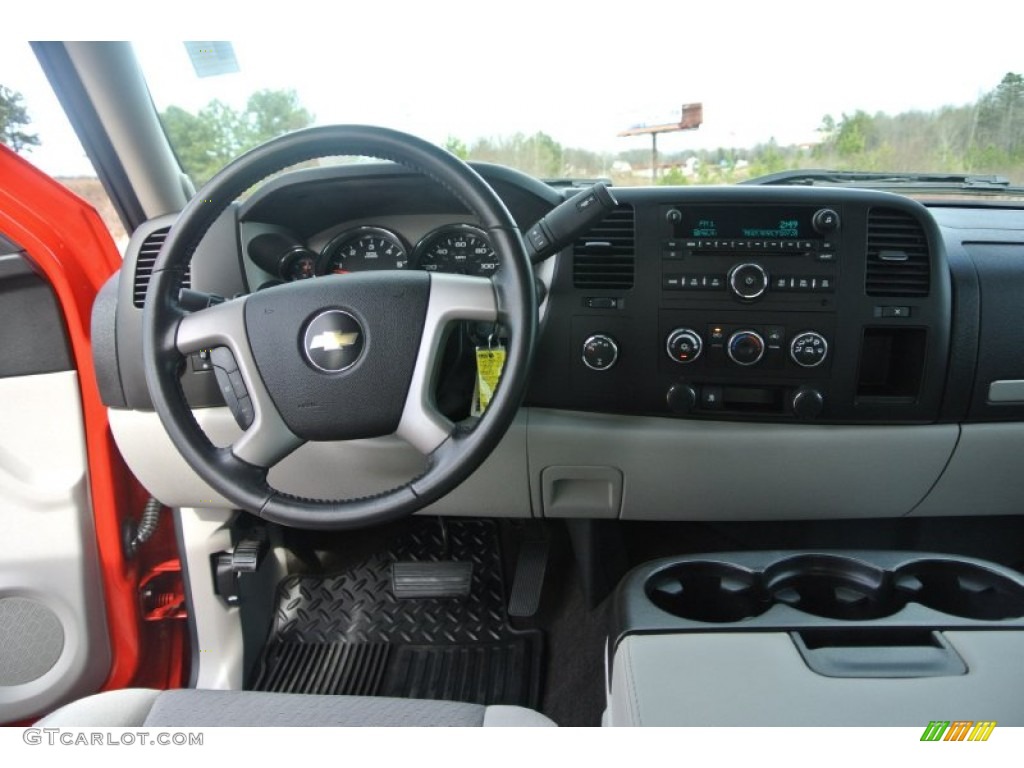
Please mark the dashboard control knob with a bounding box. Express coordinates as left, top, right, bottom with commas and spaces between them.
792, 386, 825, 420
665, 208, 683, 225
812, 208, 840, 234
790, 331, 829, 368
582, 334, 619, 371
728, 262, 768, 300
666, 382, 697, 414
665, 328, 703, 364
727, 330, 765, 366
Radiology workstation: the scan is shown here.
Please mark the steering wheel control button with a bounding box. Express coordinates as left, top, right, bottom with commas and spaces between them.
209, 346, 255, 428
728, 262, 768, 300
303, 310, 365, 373
727, 330, 765, 366
235, 395, 255, 429
666, 328, 703, 364
582, 334, 619, 371
790, 331, 829, 368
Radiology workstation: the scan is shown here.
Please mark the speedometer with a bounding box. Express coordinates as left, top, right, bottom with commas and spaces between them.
320, 226, 409, 274
414, 225, 500, 276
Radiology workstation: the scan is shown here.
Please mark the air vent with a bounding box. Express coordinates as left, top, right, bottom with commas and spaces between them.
865, 208, 930, 297
573, 204, 635, 289
133, 227, 190, 307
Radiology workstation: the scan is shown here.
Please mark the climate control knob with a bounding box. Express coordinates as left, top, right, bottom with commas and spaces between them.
582, 334, 619, 371
728, 262, 768, 300
790, 331, 829, 368
727, 330, 765, 366
666, 328, 703, 364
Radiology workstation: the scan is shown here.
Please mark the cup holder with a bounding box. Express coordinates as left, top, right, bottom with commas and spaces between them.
895, 560, 1024, 621
646, 562, 769, 623
642, 553, 1024, 625
764, 555, 897, 621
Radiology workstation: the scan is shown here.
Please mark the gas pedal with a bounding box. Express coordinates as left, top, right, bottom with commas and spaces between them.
508, 539, 550, 618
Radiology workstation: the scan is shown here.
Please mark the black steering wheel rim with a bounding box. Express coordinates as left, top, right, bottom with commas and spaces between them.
142, 125, 536, 529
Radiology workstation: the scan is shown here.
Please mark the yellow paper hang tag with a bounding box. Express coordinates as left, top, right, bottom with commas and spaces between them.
473, 345, 506, 416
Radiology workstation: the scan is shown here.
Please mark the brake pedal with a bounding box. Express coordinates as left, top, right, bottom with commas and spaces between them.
508, 539, 550, 618
391, 561, 473, 599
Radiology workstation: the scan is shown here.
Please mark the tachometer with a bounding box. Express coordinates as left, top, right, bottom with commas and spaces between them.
320, 226, 409, 274
414, 225, 500, 276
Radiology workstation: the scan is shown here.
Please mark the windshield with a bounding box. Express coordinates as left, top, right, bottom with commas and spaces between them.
129, 9, 1024, 193
8, 6, 1024, 197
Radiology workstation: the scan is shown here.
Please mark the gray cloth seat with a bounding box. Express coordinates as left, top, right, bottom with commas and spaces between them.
37, 688, 556, 727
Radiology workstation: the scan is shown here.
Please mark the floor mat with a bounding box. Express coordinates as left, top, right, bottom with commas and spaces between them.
250, 519, 543, 709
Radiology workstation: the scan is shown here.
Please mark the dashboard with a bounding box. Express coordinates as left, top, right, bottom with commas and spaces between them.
94, 162, 1024, 521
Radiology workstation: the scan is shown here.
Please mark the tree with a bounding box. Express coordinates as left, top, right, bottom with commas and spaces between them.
974, 72, 1024, 159
0, 85, 40, 153
445, 135, 469, 160
834, 111, 876, 158
246, 89, 313, 145
466, 131, 565, 178
161, 88, 314, 185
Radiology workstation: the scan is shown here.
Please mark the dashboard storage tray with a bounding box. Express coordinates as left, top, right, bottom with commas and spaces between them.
621, 550, 1024, 637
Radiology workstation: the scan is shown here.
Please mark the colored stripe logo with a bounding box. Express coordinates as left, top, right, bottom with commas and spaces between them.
921, 721, 997, 741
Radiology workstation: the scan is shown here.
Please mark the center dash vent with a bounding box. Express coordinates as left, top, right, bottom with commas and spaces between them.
133, 226, 190, 307
865, 208, 930, 297
573, 204, 635, 289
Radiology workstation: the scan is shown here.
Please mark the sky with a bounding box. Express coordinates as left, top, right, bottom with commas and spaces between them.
4, 0, 1022, 177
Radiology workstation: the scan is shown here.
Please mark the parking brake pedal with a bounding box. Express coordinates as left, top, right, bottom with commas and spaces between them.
213, 535, 268, 606
391, 562, 474, 599
508, 539, 550, 618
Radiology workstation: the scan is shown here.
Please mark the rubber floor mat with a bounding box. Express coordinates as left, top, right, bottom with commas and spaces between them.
250, 520, 543, 708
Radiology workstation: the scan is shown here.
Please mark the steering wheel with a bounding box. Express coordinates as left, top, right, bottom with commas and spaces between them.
142, 125, 536, 529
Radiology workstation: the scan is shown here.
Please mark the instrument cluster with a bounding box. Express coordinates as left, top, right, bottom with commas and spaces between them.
276, 223, 501, 281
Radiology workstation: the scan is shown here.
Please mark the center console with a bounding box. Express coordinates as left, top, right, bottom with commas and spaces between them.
529, 187, 951, 424
606, 551, 1024, 726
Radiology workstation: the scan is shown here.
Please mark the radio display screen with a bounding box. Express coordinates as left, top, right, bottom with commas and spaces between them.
682, 206, 817, 240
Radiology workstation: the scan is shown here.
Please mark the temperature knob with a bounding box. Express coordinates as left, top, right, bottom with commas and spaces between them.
790, 331, 829, 368
582, 334, 619, 371
728, 263, 768, 300
727, 330, 765, 366
666, 328, 703, 364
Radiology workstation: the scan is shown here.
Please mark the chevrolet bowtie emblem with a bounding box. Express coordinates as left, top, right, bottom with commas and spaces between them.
303, 310, 365, 373
309, 330, 360, 351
